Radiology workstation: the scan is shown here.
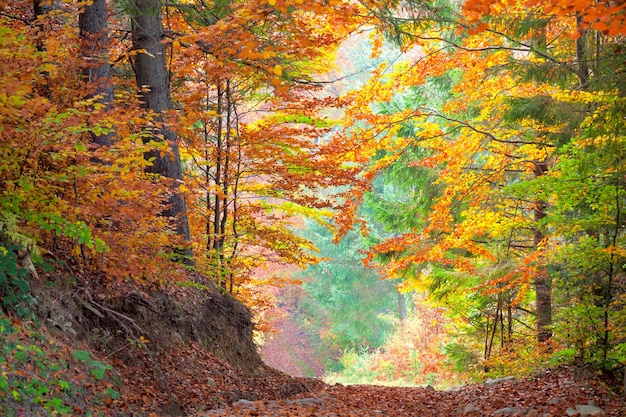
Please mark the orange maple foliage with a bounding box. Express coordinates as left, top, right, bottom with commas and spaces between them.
0, 0, 368, 299
0, 1, 189, 287
464, 0, 626, 36
158, 0, 370, 298
326, 0, 626, 364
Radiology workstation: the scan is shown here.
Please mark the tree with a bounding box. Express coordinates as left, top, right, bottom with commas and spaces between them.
79, 0, 114, 147
297, 219, 397, 358
130, 0, 192, 245
165, 0, 365, 292
329, 0, 626, 371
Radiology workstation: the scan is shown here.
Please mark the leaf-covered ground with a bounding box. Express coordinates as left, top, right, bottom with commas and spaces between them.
2, 313, 624, 416
100, 327, 624, 417
197, 366, 625, 416
254, 292, 625, 416
3, 281, 623, 417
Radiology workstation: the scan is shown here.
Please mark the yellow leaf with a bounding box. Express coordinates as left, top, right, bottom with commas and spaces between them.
268, 0, 276, 5
272, 64, 283, 76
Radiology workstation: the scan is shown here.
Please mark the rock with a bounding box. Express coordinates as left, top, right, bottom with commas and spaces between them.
547, 397, 562, 405
292, 398, 325, 405
463, 404, 480, 414
203, 410, 224, 415
232, 399, 255, 408
565, 404, 605, 416
485, 376, 516, 385
206, 377, 217, 387
493, 407, 528, 415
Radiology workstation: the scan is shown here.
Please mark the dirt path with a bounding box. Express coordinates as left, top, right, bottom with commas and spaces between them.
200, 367, 625, 416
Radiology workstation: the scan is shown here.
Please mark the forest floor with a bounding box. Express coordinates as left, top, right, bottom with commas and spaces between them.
197, 366, 625, 416
7, 319, 623, 417
3, 297, 625, 417
3, 280, 624, 416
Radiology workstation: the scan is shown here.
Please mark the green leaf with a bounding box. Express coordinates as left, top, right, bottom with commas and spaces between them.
11, 278, 29, 294
72, 350, 91, 362
89, 361, 108, 380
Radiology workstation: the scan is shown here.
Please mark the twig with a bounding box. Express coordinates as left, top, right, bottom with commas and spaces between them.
0, 12, 34, 26
83, 291, 145, 335
81, 291, 178, 410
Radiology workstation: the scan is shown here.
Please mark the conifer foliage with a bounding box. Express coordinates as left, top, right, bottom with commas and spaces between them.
330, 0, 626, 378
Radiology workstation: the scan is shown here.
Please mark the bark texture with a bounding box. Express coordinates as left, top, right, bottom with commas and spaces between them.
131, 0, 191, 243
79, 0, 114, 146
533, 161, 552, 343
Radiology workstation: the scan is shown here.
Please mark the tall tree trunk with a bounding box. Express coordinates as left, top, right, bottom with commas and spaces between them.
533, 161, 552, 343
529, 20, 553, 344
213, 81, 225, 287
397, 291, 407, 323
33, 0, 53, 52
575, 13, 590, 90
130, 0, 192, 245
79, 0, 114, 146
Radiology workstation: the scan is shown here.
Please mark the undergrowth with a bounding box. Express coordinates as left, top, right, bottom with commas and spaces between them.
0, 314, 121, 416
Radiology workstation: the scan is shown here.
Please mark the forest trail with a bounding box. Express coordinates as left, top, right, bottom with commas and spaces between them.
261, 313, 325, 379
260, 286, 326, 379
199, 366, 624, 416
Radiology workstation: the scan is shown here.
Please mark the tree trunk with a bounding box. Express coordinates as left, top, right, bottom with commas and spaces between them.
79, 0, 114, 146
575, 13, 590, 90
131, 0, 192, 244
397, 291, 407, 323
34, 0, 53, 52
533, 161, 552, 343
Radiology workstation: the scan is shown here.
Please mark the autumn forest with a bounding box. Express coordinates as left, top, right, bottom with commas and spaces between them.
0, 0, 625, 415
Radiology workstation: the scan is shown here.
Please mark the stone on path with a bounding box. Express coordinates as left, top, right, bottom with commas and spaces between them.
565, 404, 605, 416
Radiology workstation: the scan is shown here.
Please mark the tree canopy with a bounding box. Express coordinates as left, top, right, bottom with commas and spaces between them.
0, 0, 624, 388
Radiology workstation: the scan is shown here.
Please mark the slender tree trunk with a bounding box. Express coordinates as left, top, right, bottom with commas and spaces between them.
533, 161, 552, 343
130, 0, 192, 245
487, 300, 501, 360
499, 293, 505, 352
222, 81, 234, 292
213, 82, 225, 287
507, 296, 513, 341
79, 0, 114, 146
33, 0, 53, 52
484, 315, 490, 372
397, 291, 407, 323
575, 13, 590, 90
601, 184, 621, 362
221, 81, 232, 248
227, 127, 243, 293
